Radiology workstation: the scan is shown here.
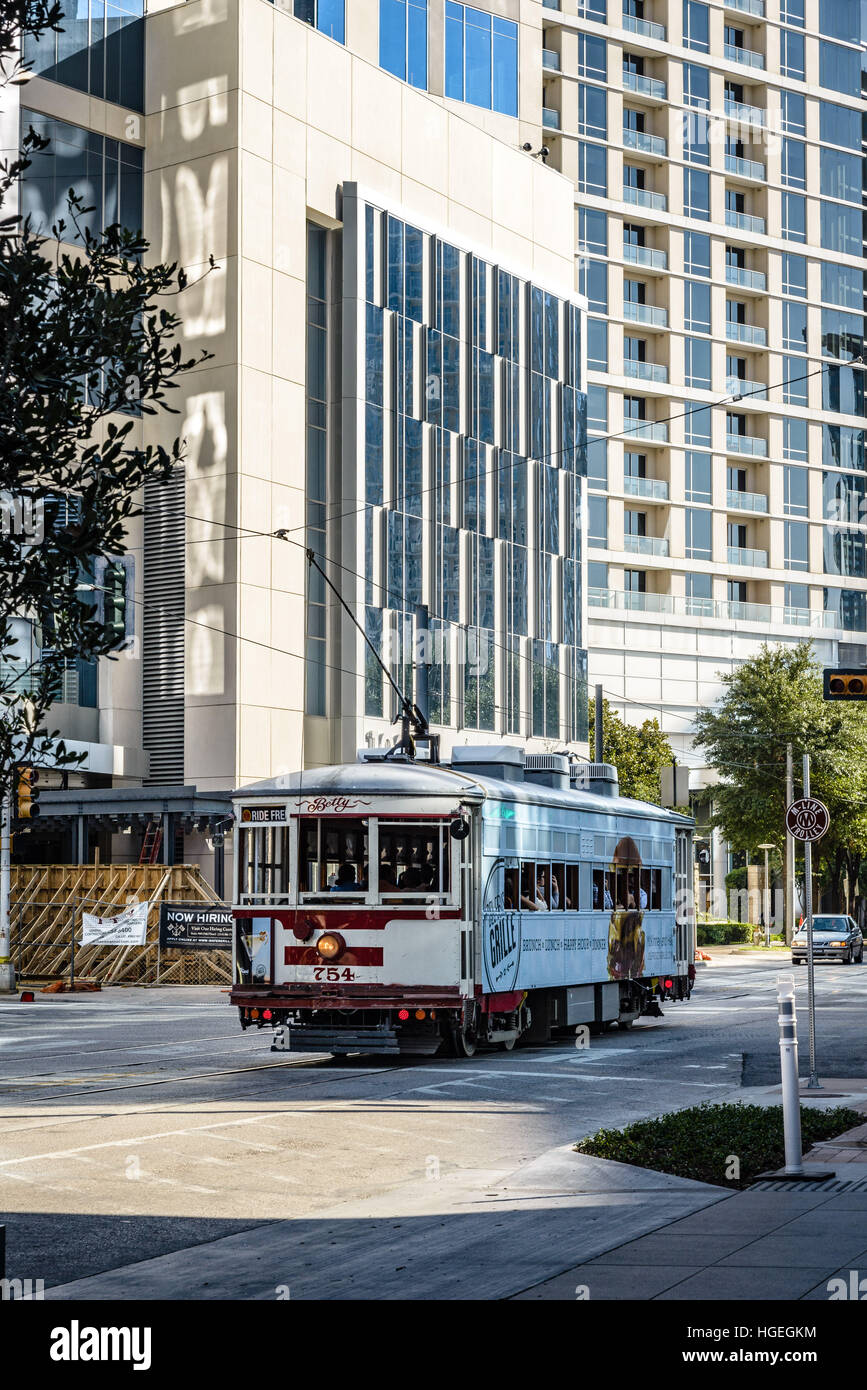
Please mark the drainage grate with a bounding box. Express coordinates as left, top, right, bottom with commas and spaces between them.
750, 1177, 867, 1194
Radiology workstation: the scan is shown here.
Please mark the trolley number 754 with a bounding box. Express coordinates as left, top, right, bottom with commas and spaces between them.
312, 966, 357, 981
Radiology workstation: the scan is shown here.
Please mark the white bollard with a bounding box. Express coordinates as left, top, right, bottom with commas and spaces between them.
777, 974, 803, 1175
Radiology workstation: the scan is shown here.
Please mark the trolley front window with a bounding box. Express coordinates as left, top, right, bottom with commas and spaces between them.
296, 816, 455, 905
238, 825, 290, 903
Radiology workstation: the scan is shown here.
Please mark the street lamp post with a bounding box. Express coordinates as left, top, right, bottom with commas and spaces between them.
758, 844, 775, 949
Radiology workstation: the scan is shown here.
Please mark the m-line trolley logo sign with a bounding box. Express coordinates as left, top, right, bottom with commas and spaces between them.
785, 797, 830, 843
241, 805, 287, 824
482, 860, 521, 991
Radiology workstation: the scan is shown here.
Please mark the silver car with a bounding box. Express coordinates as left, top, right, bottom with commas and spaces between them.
792, 915, 864, 965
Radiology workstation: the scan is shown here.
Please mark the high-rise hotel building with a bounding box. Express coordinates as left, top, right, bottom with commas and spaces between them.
7, 0, 865, 899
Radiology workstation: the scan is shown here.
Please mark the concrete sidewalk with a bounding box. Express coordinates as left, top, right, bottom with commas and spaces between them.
513, 1086, 867, 1301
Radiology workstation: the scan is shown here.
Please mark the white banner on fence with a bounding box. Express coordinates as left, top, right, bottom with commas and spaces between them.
80, 901, 151, 947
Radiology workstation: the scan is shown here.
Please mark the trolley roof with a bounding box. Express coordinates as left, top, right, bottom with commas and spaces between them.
233, 762, 694, 826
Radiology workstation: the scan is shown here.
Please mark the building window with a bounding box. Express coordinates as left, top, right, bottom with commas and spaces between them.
820, 100, 860, 149
683, 168, 710, 221
821, 264, 864, 310
579, 258, 608, 314
294, 0, 345, 43
685, 405, 712, 448
784, 466, 809, 516
781, 91, 806, 136
821, 202, 862, 256
683, 1, 709, 53
783, 302, 807, 354
445, 1, 518, 116
587, 318, 608, 370
785, 521, 810, 572
683, 62, 710, 109
683, 231, 710, 277
685, 508, 712, 561
780, 0, 804, 24
782, 192, 806, 244
781, 138, 806, 190
578, 83, 607, 139
685, 337, 711, 390
785, 418, 809, 462
23, 0, 144, 111
20, 110, 143, 239
780, 29, 805, 81
783, 357, 809, 406
588, 495, 607, 546
685, 451, 712, 504
684, 279, 711, 334
820, 148, 862, 203
782, 253, 807, 299
578, 33, 606, 80
819, 41, 861, 97
577, 141, 607, 195
825, 588, 867, 632
380, 0, 427, 88
579, 208, 607, 255
821, 309, 864, 362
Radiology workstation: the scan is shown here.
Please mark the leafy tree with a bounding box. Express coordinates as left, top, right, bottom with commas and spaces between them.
0, 0, 215, 799
693, 641, 867, 913
588, 694, 676, 803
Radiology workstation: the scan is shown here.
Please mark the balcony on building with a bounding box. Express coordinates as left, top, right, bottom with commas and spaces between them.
542, 105, 560, 130
723, 32, 765, 71
543, 0, 561, 9
622, 184, 666, 211
726, 430, 767, 457
724, 0, 764, 15
624, 534, 670, 557
728, 545, 768, 567
725, 152, 766, 183
725, 262, 766, 293
623, 242, 668, 272
621, 5, 666, 44
623, 418, 668, 443
542, 46, 560, 71
624, 358, 668, 383
624, 474, 669, 499
622, 55, 667, 102
623, 125, 667, 159
623, 300, 668, 329
726, 488, 768, 513
723, 85, 766, 128
726, 320, 767, 347
725, 207, 766, 236
726, 375, 766, 401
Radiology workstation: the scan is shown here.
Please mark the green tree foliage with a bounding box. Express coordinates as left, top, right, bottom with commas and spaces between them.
588, 694, 675, 803
693, 641, 867, 911
0, 1, 216, 795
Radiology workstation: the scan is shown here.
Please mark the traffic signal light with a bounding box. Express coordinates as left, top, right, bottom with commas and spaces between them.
102, 561, 128, 647
16, 766, 40, 819
824, 668, 867, 700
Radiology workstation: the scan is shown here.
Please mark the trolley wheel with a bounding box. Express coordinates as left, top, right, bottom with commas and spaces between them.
450, 1021, 478, 1058
617, 1018, 635, 1030
499, 1035, 517, 1051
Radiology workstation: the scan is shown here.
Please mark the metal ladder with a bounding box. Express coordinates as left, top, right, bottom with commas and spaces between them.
139, 822, 163, 865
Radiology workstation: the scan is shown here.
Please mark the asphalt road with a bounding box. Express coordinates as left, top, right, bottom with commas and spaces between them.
2, 953, 865, 1292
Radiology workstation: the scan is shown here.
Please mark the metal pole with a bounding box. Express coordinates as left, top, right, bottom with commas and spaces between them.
785, 743, 794, 946
777, 974, 803, 1175
69, 899, 75, 991
0, 784, 14, 992
594, 684, 604, 764
803, 754, 821, 1089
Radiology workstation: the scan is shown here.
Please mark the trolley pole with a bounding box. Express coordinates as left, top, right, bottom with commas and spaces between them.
803, 754, 821, 1090
0, 783, 14, 993
414, 604, 430, 729
594, 684, 604, 764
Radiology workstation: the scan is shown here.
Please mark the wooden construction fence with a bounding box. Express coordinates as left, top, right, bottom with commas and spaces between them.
10, 863, 231, 985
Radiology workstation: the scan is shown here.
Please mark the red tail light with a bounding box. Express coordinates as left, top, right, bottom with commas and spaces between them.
263, 1009, 272, 1020
397, 1009, 410, 1021
664, 978, 673, 990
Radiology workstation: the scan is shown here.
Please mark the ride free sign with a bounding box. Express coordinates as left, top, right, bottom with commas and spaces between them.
158, 904, 233, 951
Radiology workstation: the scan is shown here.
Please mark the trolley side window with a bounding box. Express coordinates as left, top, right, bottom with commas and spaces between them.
377, 821, 451, 899
298, 817, 369, 900
238, 825, 290, 903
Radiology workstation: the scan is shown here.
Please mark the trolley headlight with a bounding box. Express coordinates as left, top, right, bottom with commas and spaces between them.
316, 932, 345, 962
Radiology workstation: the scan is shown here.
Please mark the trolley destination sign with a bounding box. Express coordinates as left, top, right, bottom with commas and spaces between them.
785, 797, 831, 843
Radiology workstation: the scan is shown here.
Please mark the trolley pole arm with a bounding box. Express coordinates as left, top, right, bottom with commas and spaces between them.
300, 545, 429, 753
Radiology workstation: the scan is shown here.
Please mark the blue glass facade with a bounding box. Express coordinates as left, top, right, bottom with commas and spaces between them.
346, 195, 587, 745
444, 2, 518, 117
380, 0, 427, 89
294, 0, 345, 44
23, 0, 144, 111
20, 110, 143, 239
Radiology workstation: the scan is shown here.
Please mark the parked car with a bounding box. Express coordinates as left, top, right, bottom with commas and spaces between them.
792, 915, 864, 965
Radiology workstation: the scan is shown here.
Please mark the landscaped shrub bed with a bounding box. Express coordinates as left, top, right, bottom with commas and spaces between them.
575, 1102, 862, 1188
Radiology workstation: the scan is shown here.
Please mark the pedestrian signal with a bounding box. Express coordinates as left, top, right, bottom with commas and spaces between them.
823, 668, 867, 700
16, 765, 40, 819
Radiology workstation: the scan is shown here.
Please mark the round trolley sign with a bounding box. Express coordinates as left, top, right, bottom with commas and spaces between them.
785, 797, 830, 842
